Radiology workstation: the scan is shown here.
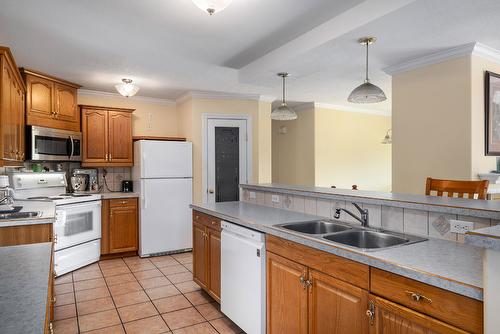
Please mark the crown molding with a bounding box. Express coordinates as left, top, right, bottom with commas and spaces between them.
291, 102, 315, 112
314, 102, 391, 116
384, 42, 500, 75
78, 89, 176, 106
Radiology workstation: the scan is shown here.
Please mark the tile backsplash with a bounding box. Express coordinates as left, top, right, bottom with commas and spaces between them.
242, 189, 498, 243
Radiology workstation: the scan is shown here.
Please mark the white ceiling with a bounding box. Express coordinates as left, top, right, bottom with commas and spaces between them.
1, 0, 500, 114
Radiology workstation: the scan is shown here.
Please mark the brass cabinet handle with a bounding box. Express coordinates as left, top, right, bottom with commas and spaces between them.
49, 322, 54, 334
52, 296, 56, 304
120, 200, 127, 204
299, 276, 310, 289
366, 301, 375, 325
211, 221, 216, 225
195, 215, 200, 220
405, 290, 432, 304
109, 153, 112, 161
105, 153, 109, 161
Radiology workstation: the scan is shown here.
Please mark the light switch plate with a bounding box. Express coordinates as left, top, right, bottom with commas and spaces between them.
271, 195, 280, 203
449, 219, 474, 234
249, 191, 256, 199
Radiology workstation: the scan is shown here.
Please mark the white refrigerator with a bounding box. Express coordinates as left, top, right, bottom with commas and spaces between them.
132, 140, 193, 257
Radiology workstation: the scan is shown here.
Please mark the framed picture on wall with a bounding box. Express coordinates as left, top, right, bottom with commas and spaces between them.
485, 71, 500, 155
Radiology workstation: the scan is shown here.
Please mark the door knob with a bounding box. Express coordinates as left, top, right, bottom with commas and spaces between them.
208, 189, 214, 194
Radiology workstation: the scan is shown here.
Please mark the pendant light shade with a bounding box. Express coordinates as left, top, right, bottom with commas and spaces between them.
192, 0, 233, 15
348, 37, 386, 104
115, 79, 140, 97
271, 73, 297, 121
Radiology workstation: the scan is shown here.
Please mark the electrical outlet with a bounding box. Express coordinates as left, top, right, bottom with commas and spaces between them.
271, 195, 280, 203
249, 191, 256, 199
449, 220, 474, 234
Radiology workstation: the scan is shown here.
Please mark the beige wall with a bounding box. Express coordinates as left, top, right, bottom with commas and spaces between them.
392, 57, 472, 194
272, 106, 316, 186
315, 108, 392, 191
176, 98, 272, 203
470, 55, 499, 177
77, 92, 178, 137
392, 55, 499, 194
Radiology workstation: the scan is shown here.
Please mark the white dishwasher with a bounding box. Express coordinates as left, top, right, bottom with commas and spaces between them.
221, 221, 266, 334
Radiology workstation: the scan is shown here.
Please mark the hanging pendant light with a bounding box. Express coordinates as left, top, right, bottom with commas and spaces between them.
192, 0, 233, 15
271, 73, 297, 121
381, 129, 392, 144
348, 37, 386, 103
115, 79, 140, 98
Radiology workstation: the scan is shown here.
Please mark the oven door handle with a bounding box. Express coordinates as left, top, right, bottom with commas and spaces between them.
69, 136, 75, 158
57, 201, 102, 210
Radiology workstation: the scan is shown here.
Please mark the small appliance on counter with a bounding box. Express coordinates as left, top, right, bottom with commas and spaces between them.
121, 180, 133, 192
0, 175, 15, 212
72, 169, 99, 193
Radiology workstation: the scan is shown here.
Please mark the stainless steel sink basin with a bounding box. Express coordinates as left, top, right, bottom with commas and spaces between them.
279, 220, 352, 235
0, 211, 40, 220
323, 230, 424, 250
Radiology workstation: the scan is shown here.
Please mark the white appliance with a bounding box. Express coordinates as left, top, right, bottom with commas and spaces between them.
10, 172, 101, 276
132, 140, 193, 257
221, 221, 266, 334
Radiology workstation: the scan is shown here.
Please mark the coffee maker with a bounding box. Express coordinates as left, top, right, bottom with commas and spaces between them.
71, 169, 99, 193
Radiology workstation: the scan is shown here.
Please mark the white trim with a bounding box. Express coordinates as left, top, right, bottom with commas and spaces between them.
78, 89, 176, 106
384, 42, 500, 75
201, 113, 253, 204
314, 103, 391, 116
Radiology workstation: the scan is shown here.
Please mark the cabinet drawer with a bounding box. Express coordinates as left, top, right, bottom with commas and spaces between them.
109, 198, 137, 208
266, 235, 369, 289
370, 268, 483, 333
193, 211, 221, 232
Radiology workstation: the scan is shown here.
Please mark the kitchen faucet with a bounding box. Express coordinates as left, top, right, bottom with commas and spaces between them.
334, 203, 369, 227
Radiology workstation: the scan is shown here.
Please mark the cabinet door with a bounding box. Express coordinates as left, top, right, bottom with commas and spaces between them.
267, 251, 308, 334
309, 269, 369, 334
1, 64, 13, 161
207, 228, 221, 301
108, 111, 132, 164
26, 74, 53, 118
193, 221, 208, 289
54, 83, 78, 123
100, 199, 110, 255
368, 295, 468, 334
11, 78, 24, 161
109, 202, 138, 253
82, 109, 108, 163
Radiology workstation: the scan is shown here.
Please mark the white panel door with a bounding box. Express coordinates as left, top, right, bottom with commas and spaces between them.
207, 119, 248, 204
140, 141, 192, 178
139, 178, 193, 256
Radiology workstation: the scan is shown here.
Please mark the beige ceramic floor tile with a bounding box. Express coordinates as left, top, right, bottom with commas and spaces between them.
55, 292, 75, 306
175, 281, 201, 294
117, 301, 158, 323
162, 307, 205, 330
77, 297, 115, 316
73, 269, 103, 282
54, 303, 77, 321
123, 315, 170, 334
209, 317, 243, 334
109, 280, 143, 296
183, 291, 214, 306
159, 265, 189, 276
82, 324, 125, 333
153, 294, 192, 314
146, 285, 181, 300
101, 266, 131, 277
133, 268, 164, 280
54, 273, 73, 285
75, 286, 110, 303
105, 273, 137, 286
74, 277, 106, 291
54, 282, 74, 295
112, 290, 150, 308
138, 276, 172, 289
78, 309, 121, 332
172, 322, 217, 334
53, 317, 79, 334
167, 272, 192, 284
195, 303, 224, 321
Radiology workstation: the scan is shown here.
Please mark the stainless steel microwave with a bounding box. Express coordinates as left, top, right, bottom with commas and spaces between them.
27, 126, 82, 161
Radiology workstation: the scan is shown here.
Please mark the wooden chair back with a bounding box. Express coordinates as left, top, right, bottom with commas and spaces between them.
425, 177, 489, 200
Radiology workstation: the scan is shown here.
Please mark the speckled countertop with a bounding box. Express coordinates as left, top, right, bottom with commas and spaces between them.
465, 225, 500, 251
242, 183, 500, 219
191, 201, 484, 301
0, 200, 56, 227
0, 242, 52, 334
98, 191, 139, 199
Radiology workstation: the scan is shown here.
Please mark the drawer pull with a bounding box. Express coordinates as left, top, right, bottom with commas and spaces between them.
120, 201, 127, 204
299, 276, 312, 289
211, 221, 216, 225
195, 215, 199, 220
52, 296, 57, 304
366, 301, 375, 325
405, 290, 432, 304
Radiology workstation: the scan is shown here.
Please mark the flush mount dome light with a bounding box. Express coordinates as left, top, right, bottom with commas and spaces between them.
348, 37, 387, 104
115, 79, 140, 98
192, 0, 233, 15
271, 73, 297, 121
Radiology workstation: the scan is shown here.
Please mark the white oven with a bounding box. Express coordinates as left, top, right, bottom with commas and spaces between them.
53, 200, 101, 276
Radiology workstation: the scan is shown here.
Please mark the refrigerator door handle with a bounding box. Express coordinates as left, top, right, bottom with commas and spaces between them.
142, 180, 147, 209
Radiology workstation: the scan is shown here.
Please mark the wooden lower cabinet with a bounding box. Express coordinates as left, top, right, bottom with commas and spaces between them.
0, 223, 52, 246
309, 269, 369, 334
192, 211, 221, 302
368, 295, 467, 334
266, 252, 308, 334
100, 198, 138, 255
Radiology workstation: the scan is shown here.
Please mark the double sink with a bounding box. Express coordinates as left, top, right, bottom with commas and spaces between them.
275, 220, 427, 251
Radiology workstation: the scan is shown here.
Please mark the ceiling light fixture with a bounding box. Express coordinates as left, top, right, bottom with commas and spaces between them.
115, 79, 139, 98
381, 129, 392, 144
348, 37, 387, 104
192, 0, 233, 15
271, 73, 297, 121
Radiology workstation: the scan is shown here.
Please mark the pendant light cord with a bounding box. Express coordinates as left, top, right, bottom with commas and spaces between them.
365, 41, 369, 82
282, 74, 286, 104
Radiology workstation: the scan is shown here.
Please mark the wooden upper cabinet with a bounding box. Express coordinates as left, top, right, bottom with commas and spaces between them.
368, 295, 468, 334
21, 68, 81, 132
0, 46, 25, 166
267, 252, 308, 334
81, 105, 134, 167
309, 269, 369, 334
108, 111, 132, 164
82, 108, 108, 163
